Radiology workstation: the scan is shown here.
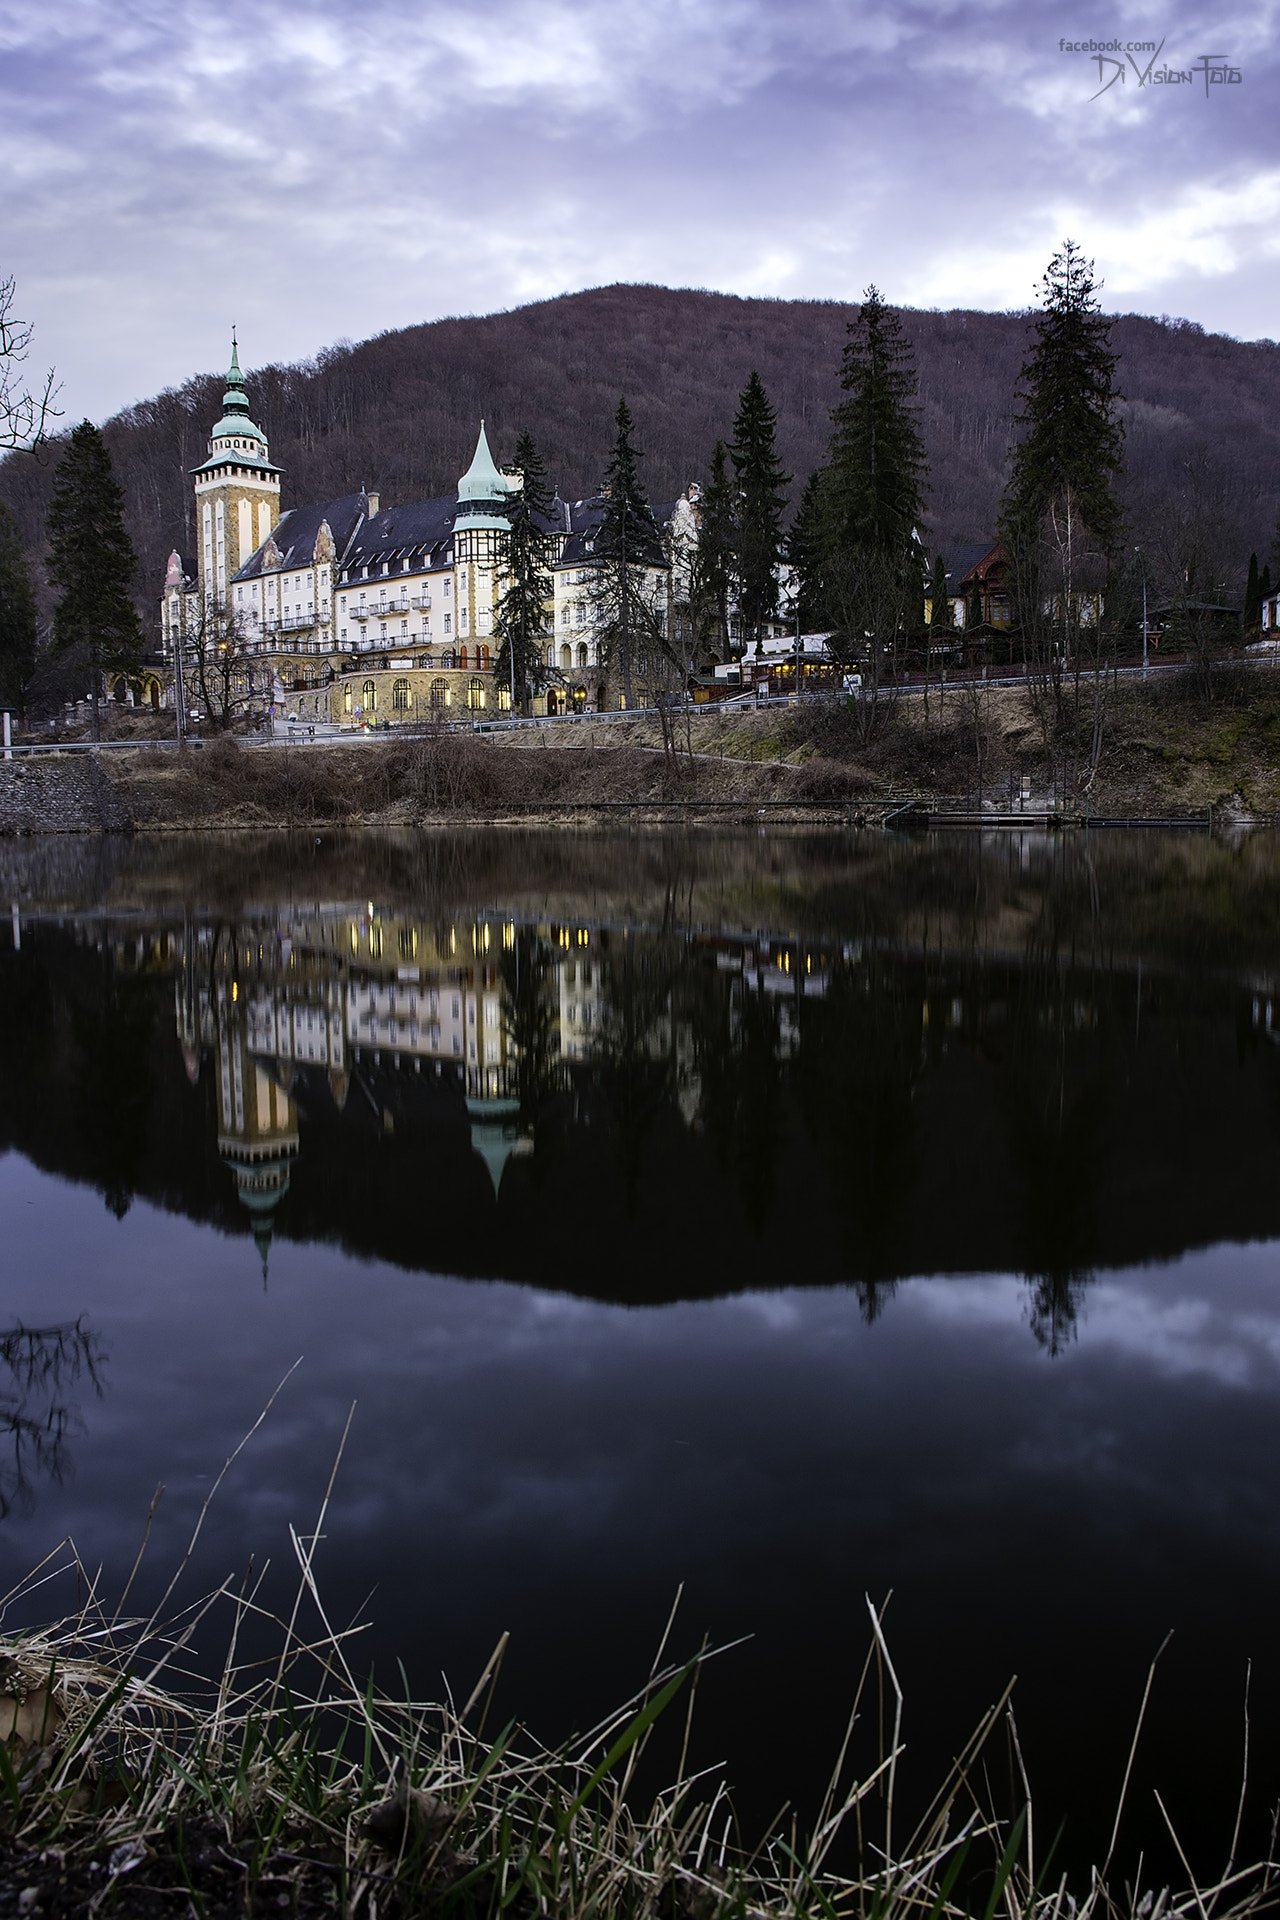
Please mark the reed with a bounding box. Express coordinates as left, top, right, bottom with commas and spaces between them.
0, 1404, 1275, 1918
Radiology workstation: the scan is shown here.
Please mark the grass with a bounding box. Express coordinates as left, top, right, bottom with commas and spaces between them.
2, 1523, 1277, 1920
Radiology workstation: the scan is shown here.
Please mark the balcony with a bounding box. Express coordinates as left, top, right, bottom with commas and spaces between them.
350, 599, 410, 623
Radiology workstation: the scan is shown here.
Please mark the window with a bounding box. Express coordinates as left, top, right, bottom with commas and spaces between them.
546, 644, 556, 667
343, 686, 353, 713
575, 602, 585, 625
441, 648, 456, 669
430, 677, 449, 709
560, 644, 571, 669
577, 643, 588, 670
468, 677, 485, 710
561, 605, 570, 626
363, 678, 377, 712
393, 678, 412, 711
443, 613, 451, 634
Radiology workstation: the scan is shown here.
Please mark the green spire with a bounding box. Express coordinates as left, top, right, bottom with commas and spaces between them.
222, 329, 250, 418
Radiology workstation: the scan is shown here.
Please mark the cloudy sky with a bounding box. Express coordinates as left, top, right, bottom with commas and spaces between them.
1, 0, 1276, 423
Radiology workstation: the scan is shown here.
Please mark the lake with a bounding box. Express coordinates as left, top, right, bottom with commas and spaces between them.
2, 825, 1280, 1882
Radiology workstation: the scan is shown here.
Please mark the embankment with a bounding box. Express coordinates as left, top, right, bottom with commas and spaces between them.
4, 673, 1280, 831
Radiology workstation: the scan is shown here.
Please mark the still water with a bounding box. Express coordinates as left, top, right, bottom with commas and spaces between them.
3, 827, 1280, 1876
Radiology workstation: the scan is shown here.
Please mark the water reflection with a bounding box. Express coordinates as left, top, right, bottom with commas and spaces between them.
0, 1320, 105, 1518
3, 830, 1280, 1341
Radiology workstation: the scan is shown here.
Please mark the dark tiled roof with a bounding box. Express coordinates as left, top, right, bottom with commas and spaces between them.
933, 542, 1000, 587
342, 496, 457, 576
234, 494, 369, 581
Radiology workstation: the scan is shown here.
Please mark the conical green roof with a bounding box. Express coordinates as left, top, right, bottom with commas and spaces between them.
192, 331, 280, 478
458, 420, 506, 502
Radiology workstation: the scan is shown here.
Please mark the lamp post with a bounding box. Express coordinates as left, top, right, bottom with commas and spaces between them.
1135, 546, 1149, 682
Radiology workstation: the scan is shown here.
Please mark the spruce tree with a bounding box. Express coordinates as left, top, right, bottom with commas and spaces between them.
46, 421, 144, 739
817, 286, 929, 720
827, 287, 927, 559
0, 499, 38, 717
967, 573, 984, 633
1244, 551, 1262, 630
928, 553, 951, 634
729, 371, 790, 655
494, 428, 554, 714
590, 399, 665, 707
999, 241, 1123, 560
697, 440, 737, 659
787, 469, 830, 634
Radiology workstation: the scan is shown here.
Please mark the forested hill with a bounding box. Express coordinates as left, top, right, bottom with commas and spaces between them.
3, 282, 1279, 613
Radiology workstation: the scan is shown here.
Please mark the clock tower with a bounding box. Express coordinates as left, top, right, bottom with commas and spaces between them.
191, 334, 282, 604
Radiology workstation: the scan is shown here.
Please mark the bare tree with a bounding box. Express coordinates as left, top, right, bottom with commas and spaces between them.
185, 600, 267, 733
1150, 448, 1237, 705
0, 277, 60, 453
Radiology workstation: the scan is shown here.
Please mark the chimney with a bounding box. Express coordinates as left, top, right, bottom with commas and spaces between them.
366, 490, 380, 519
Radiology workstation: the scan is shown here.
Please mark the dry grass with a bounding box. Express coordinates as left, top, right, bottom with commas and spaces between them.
2, 1386, 1277, 1920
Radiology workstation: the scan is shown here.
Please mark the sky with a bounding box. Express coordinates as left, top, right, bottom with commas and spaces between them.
1, 0, 1277, 424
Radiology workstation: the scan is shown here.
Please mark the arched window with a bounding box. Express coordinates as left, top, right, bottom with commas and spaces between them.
392, 678, 412, 711
478, 645, 489, 668
418, 651, 433, 668
546, 644, 556, 667
343, 685, 353, 713
560, 644, 571, 669
363, 678, 377, 712
576, 642, 588, 670
430, 677, 449, 710
440, 648, 456, 669
459, 645, 468, 669
468, 677, 486, 710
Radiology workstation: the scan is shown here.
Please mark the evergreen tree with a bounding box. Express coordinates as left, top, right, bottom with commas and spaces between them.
46, 421, 144, 739
827, 287, 927, 560
494, 428, 554, 714
787, 469, 831, 633
697, 440, 737, 659
1262, 562, 1274, 608
816, 286, 929, 727
1244, 550, 1262, 630
589, 399, 665, 707
999, 240, 1124, 561
0, 499, 38, 717
967, 573, 984, 632
729, 371, 790, 655
927, 553, 951, 634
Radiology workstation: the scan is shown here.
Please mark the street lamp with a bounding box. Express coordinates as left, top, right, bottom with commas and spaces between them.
1135, 546, 1149, 682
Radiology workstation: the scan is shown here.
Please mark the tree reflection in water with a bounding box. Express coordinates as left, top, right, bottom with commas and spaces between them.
0, 1320, 106, 1520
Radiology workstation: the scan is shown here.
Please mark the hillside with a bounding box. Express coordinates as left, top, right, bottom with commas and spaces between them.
3, 283, 1279, 621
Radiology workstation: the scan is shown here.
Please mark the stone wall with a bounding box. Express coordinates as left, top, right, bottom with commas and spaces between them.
0, 758, 136, 835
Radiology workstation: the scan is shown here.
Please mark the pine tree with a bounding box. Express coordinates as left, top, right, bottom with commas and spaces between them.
1244, 551, 1262, 630
46, 421, 144, 739
0, 499, 38, 717
494, 428, 554, 714
589, 399, 665, 707
999, 240, 1123, 560
827, 287, 927, 560
1262, 563, 1274, 608
816, 287, 929, 723
697, 440, 737, 659
928, 553, 951, 634
787, 469, 830, 633
967, 573, 984, 632
729, 371, 790, 655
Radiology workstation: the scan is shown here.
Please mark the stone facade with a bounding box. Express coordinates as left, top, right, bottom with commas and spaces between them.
159, 340, 798, 728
